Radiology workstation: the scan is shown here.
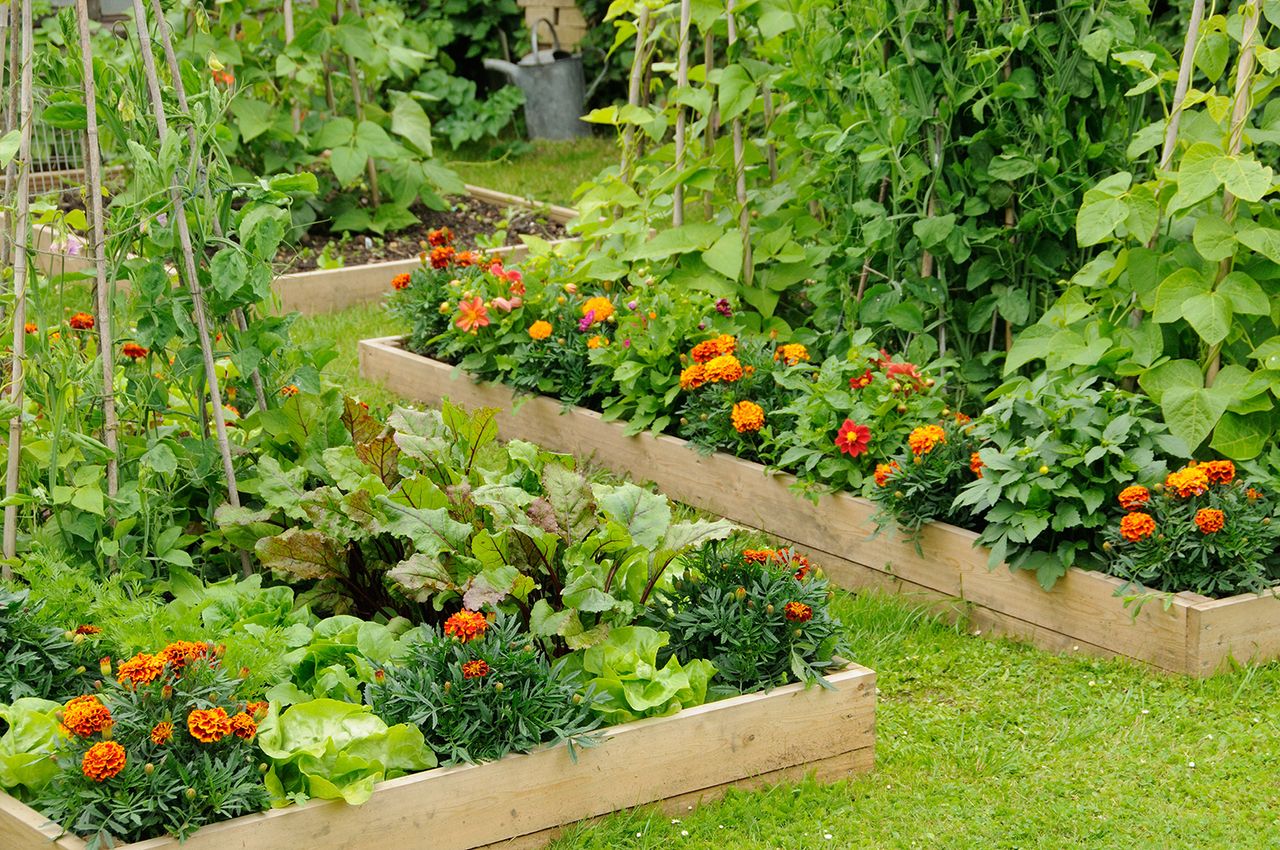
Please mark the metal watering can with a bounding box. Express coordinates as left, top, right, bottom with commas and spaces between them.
483, 19, 605, 140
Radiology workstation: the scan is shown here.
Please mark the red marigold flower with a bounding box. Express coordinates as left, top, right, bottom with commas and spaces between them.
188, 707, 232, 743
1194, 508, 1225, 534
849, 369, 873, 390
1247, 488, 1262, 501
834, 419, 871, 457
1204, 460, 1235, 485
74, 624, 102, 635
82, 741, 126, 782
742, 548, 775, 564
907, 424, 946, 456
246, 701, 270, 721
429, 245, 456, 269
1118, 485, 1150, 510
121, 342, 148, 360
150, 721, 174, 745
1119, 512, 1156, 542
391, 272, 412, 291
783, 601, 813, 623
69, 312, 95, 330
229, 712, 257, 740
61, 695, 113, 738
873, 461, 898, 487
455, 296, 490, 334
444, 609, 488, 643
461, 659, 490, 679
427, 227, 454, 247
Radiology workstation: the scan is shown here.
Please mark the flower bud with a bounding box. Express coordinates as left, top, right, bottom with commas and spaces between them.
162, 685, 174, 701
64, 630, 75, 641
99, 657, 112, 677
444, 681, 452, 692
75, 666, 86, 675
1102, 541, 1112, 552
735, 586, 747, 601
765, 603, 774, 615
259, 763, 269, 774
1039, 465, 1049, 475
1264, 517, 1272, 526
185, 788, 197, 800
572, 694, 583, 704
896, 404, 908, 414
239, 667, 250, 679
925, 378, 935, 388
144, 762, 155, 775
494, 682, 504, 692
374, 669, 385, 682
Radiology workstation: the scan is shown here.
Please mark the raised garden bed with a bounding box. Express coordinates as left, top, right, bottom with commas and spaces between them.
0, 665, 874, 850
358, 336, 1280, 677
29, 185, 579, 317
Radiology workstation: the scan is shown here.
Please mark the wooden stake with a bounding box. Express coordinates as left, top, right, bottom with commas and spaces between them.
726, 0, 751, 287
2, 0, 33, 567
702, 31, 715, 220
284, 0, 300, 133
762, 83, 778, 183
76, 0, 120, 503
672, 0, 691, 226
0, 10, 19, 321
338, 0, 379, 206
131, 0, 251, 575
620, 5, 649, 188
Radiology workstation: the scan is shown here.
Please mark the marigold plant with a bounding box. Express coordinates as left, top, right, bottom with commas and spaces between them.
870, 418, 982, 540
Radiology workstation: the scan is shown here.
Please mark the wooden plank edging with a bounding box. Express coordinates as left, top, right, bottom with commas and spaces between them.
357, 336, 1280, 676
0, 666, 874, 850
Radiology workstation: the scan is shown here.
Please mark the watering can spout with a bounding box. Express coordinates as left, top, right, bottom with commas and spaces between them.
482, 58, 523, 85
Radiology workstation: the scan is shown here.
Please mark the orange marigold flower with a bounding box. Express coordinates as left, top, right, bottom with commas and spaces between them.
427, 227, 453, 247
187, 707, 232, 744
969, 452, 984, 479
783, 601, 813, 623
158, 641, 209, 673
1118, 485, 1150, 510
69, 312, 95, 330
229, 712, 257, 740
581, 296, 615, 324
731, 400, 765, 433
391, 272, 412, 291
280, 384, 300, 398
835, 419, 871, 457
444, 609, 488, 643
775, 549, 812, 580
1165, 466, 1209, 499
455, 250, 480, 267
773, 343, 810, 366
873, 461, 899, 487
742, 548, 775, 564
587, 335, 609, 349
461, 659, 490, 679
121, 342, 149, 360
690, 334, 737, 364
81, 741, 126, 782
23, 322, 36, 334
528, 320, 553, 341
62, 695, 113, 738
1194, 508, 1225, 534
1204, 460, 1235, 485
74, 624, 102, 635
246, 701, 270, 721
849, 369, 873, 390
908, 424, 946, 457
429, 245, 456, 269
116, 653, 165, 688
150, 721, 174, 745
703, 353, 744, 383
954, 412, 972, 424
679, 363, 708, 390
1119, 512, 1156, 542
1247, 488, 1262, 501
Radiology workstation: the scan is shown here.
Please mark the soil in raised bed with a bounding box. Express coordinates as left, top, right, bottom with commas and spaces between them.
276, 196, 569, 272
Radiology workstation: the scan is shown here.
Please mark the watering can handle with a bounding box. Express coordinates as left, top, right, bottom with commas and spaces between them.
531, 18, 562, 62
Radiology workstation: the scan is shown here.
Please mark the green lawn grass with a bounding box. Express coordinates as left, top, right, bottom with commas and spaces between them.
302, 298, 1280, 849
441, 137, 617, 206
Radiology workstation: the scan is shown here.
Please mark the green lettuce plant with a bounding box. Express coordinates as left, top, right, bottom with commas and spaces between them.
0, 698, 64, 794
563, 626, 714, 724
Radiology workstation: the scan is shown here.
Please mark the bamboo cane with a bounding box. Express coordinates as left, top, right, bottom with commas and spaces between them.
76, 0, 120, 504
2, 0, 33, 568
284, 0, 300, 133
0, 4, 10, 321
0, 11, 18, 322
726, 0, 752, 287
620, 5, 649, 188
131, 0, 251, 575
762, 83, 778, 183
672, 0, 691, 226
148, 0, 268, 415
338, 0, 379, 206
702, 31, 715, 220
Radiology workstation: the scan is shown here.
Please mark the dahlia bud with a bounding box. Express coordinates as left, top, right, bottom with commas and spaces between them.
890, 382, 901, 393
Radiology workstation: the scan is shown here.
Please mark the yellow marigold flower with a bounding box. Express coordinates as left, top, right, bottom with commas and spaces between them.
691, 334, 737, 364
1165, 465, 1209, 499
773, 343, 809, 366
679, 363, 708, 390
187, 707, 232, 744
81, 740, 126, 782
528, 320, 552, 341
581, 296, 615, 324
1194, 508, 1225, 534
1117, 485, 1149, 510
1119, 512, 1156, 542
703, 353, 744, 383
731, 400, 765, 433
907, 424, 946, 456
587, 335, 609, 349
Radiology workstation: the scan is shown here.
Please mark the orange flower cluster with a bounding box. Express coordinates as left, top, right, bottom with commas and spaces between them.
691, 335, 736, 364
82, 741, 126, 782
783, 601, 813, 623
969, 452, 984, 479
731, 400, 765, 433
1119, 512, 1156, 542
874, 461, 899, 487
391, 272, 412, 290
462, 659, 490, 679
121, 342, 148, 360
1194, 508, 1225, 534
581, 296, 615, 324
74, 624, 102, 635
444, 609, 489, 643
69, 312, 95, 330
742, 549, 773, 564
908, 424, 946, 457
62, 695, 113, 738
23, 322, 36, 334
150, 721, 174, 745
1164, 465, 1209, 498
188, 707, 232, 744
116, 652, 165, 688
773, 343, 809, 366
528, 320, 553, 341
1117, 485, 1149, 510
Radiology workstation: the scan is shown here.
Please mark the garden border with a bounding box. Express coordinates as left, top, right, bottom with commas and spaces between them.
0, 665, 874, 850
29, 185, 579, 317
358, 336, 1280, 677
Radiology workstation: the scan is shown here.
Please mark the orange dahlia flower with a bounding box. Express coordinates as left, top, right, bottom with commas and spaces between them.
455, 296, 490, 334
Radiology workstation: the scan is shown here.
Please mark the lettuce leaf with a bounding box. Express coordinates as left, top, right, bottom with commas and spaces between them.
568, 626, 715, 724
0, 697, 65, 794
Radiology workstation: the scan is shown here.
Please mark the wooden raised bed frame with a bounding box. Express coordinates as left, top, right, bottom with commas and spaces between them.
0, 666, 874, 850
30, 185, 579, 317
359, 336, 1280, 677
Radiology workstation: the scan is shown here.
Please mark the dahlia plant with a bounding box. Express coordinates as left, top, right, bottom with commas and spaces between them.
1102, 461, 1280, 597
